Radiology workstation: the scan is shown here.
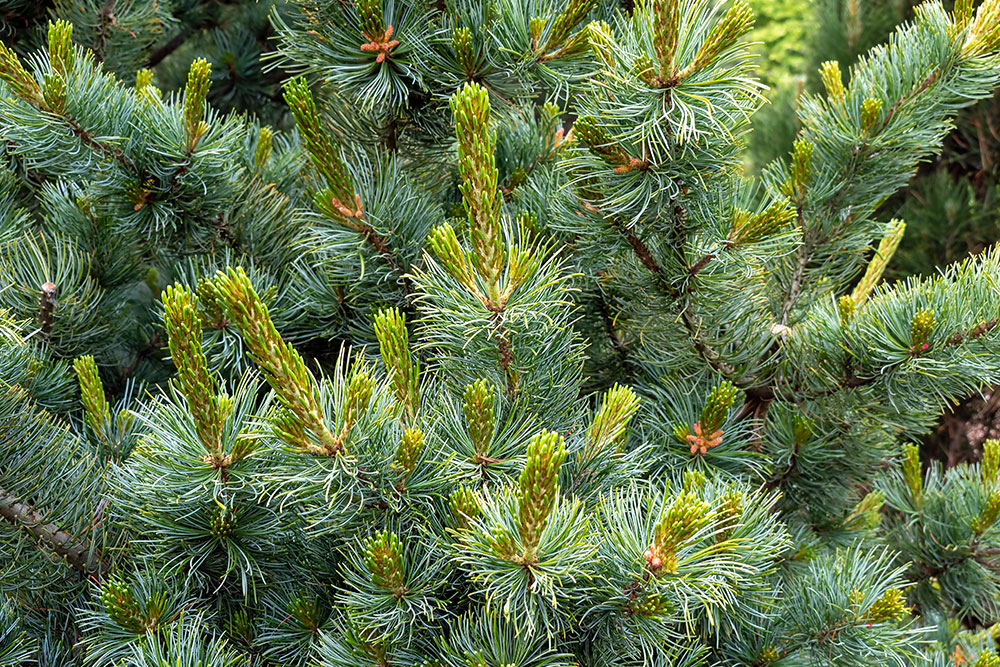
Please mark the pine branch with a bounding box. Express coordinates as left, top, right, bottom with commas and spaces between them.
779, 237, 811, 325
609, 216, 738, 378
0, 487, 109, 577
64, 114, 139, 175
946, 317, 1000, 347
146, 31, 188, 68
492, 313, 518, 397
211, 267, 342, 456
92, 0, 116, 63
595, 292, 630, 370
776, 7, 993, 321
36, 281, 57, 338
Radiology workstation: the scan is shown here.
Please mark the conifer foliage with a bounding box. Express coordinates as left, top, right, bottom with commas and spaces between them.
4, 1, 1000, 666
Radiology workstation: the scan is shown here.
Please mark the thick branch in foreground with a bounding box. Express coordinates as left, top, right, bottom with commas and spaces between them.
0, 487, 108, 577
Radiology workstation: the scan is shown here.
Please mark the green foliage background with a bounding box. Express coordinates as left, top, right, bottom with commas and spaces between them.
748, 0, 1000, 280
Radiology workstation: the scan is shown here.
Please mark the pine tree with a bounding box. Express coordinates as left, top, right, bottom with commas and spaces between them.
751, 0, 1000, 462
3, 1, 1000, 666
748, 0, 1000, 278
0, 0, 292, 123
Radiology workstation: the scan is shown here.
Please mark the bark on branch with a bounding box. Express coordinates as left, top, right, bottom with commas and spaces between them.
0, 487, 109, 577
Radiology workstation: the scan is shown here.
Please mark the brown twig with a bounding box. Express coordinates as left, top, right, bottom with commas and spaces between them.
610, 217, 738, 377
595, 291, 630, 369
946, 317, 999, 347
37, 282, 57, 336
63, 115, 138, 175
146, 31, 188, 68
491, 312, 518, 397
92, 0, 116, 63
0, 487, 109, 577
